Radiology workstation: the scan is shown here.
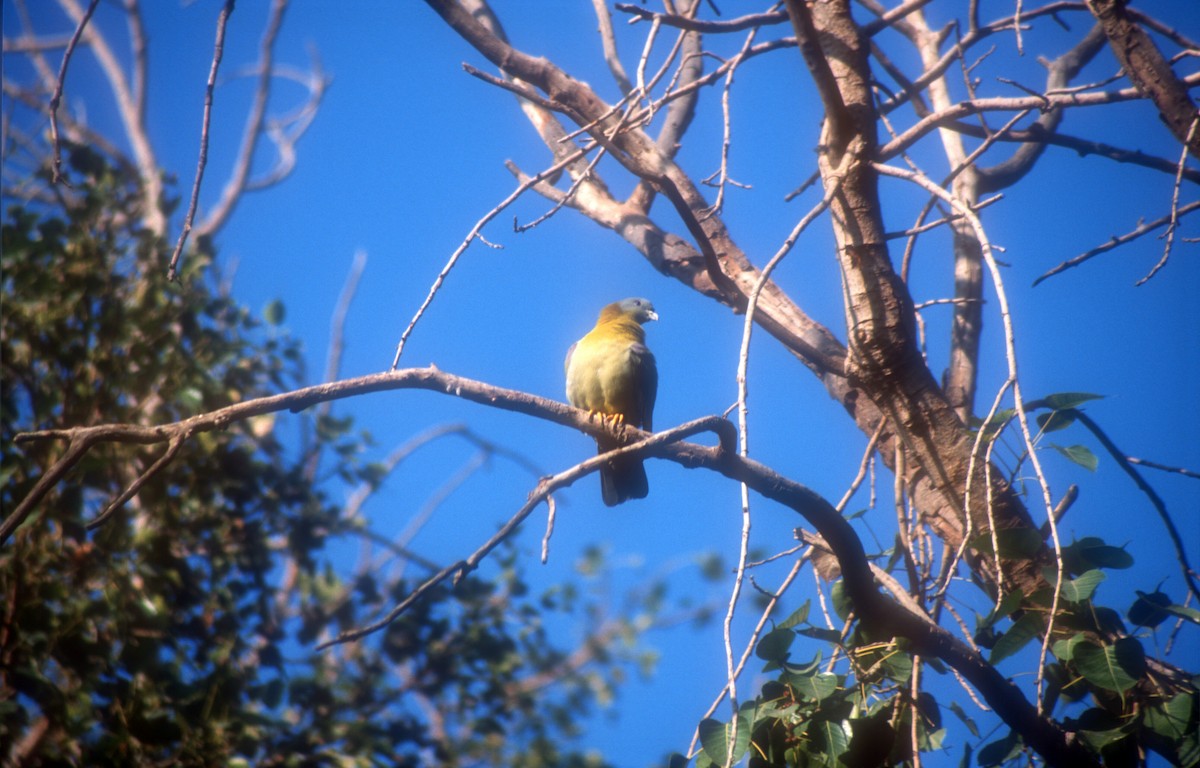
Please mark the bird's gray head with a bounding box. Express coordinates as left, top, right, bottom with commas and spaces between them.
608, 297, 658, 324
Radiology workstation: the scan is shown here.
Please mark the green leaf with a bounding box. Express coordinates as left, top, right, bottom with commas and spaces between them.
1143, 691, 1195, 741
948, 700, 979, 738
1040, 568, 1105, 603
756, 627, 795, 663
178, 386, 204, 411
1064, 537, 1134, 572
1074, 637, 1145, 692
1129, 592, 1200, 626
1051, 633, 1089, 663
977, 731, 1022, 767
882, 650, 913, 685
1049, 443, 1098, 471
979, 590, 1025, 630
1161, 602, 1200, 625
958, 743, 973, 768
262, 678, 284, 709
756, 683, 799, 722
1129, 590, 1172, 628
778, 600, 811, 630
1070, 707, 1136, 753
812, 717, 850, 761
798, 627, 843, 645
989, 612, 1044, 665
785, 651, 824, 677
263, 298, 286, 325
1037, 410, 1076, 433
1041, 392, 1105, 410
787, 671, 839, 702
698, 712, 752, 765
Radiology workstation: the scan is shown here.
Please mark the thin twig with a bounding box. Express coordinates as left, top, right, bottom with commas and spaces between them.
836, 420, 887, 513
86, 435, 188, 530
720, 179, 837, 765
47, 0, 99, 185
635, 16, 661, 109
615, 3, 788, 33
879, 74, 1200, 160
687, 555, 805, 760
342, 423, 472, 522
700, 26, 758, 217
317, 415, 729, 649
1033, 200, 1200, 285
318, 250, 367, 420
390, 145, 592, 369
166, 0, 236, 282
1137, 114, 1198, 285
591, 0, 633, 95
515, 144, 609, 232
872, 160, 1063, 712
913, 297, 985, 310
196, 0, 304, 237
540, 495, 557, 564
390, 452, 491, 582
1070, 409, 1200, 602
1127, 457, 1200, 480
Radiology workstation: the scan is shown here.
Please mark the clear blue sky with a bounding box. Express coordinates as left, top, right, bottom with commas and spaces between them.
6, 1, 1199, 764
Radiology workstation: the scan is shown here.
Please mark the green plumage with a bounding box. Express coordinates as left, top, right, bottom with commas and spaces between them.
565, 298, 659, 506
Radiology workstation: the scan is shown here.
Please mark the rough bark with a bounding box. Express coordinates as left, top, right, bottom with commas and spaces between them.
1087, 0, 1200, 158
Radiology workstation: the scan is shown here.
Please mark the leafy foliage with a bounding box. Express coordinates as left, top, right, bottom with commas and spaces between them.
1, 150, 664, 766
665, 529, 1198, 768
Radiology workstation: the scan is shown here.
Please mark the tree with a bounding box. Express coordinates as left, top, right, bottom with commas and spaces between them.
1, 6, 695, 766
4, 1, 1198, 766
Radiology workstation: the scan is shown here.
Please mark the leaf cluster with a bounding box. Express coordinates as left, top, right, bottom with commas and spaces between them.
0, 150, 664, 767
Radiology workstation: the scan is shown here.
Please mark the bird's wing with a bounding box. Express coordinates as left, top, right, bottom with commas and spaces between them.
630, 341, 657, 432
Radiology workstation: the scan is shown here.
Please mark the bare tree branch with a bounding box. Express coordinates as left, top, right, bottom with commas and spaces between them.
390, 143, 594, 369
614, 4, 788, 34
55, 0, 165, 236
47, 0, 99, 185
1137, 115, 1198, 284
592, 0, 634, 95
194, 0, 289, 237
976, 24, 1109, 192
1033, 199, 1200, 284
1066, 409, 1200, 601
1086, 0, 1200, 158
879, 74, 1200, 160
166, 0, 236, 282
1126, 457, 1200, 480
7, 353, 1094, 765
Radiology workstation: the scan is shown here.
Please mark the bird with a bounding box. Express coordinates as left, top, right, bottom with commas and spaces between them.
565, 297, 659, 506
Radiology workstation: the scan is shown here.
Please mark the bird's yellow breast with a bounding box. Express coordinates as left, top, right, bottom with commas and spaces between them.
565, 319, 649, 426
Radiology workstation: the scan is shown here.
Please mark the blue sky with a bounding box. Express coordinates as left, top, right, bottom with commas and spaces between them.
5, 1, 1199, 764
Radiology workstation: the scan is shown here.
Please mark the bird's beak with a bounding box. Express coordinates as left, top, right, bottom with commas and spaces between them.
646, 310, 659, 322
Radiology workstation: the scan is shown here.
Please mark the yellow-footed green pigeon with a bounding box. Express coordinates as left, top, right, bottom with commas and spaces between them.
565, 298, 658, 506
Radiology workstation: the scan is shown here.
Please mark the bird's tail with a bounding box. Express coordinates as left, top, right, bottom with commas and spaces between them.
597, 438, 649, 506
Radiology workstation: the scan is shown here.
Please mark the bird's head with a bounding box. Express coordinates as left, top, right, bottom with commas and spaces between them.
600, 297, 658, 325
